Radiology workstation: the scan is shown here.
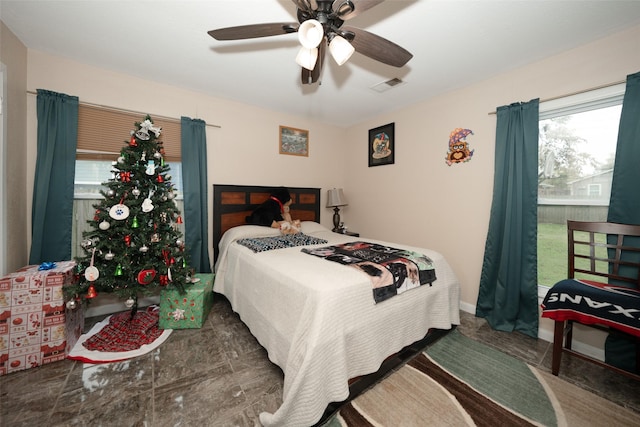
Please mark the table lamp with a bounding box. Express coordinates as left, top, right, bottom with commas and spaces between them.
326, 188, 347, 232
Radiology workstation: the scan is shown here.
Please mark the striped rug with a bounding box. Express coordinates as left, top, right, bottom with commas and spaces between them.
323, 330, 640, 426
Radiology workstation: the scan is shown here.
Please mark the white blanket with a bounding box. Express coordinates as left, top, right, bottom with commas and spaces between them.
214, 222, 460, 427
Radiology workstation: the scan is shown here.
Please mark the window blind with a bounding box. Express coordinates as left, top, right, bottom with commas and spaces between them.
76, 104, 181, 161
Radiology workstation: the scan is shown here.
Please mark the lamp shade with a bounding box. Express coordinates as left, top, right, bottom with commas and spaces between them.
326, 188, 347, 207
329, 35, 355, 66
298, 19, 324, 49
296, 46, 318, 71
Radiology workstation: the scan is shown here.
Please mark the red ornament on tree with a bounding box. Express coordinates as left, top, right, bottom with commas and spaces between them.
129, 135, 137, 147
124, 235, 131, 246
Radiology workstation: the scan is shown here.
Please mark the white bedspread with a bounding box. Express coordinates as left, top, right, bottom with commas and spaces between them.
214, 222, 460, 427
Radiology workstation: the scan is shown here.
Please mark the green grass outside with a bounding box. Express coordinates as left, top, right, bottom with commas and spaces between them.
537, 223, 568, 286
537, 223, 608, 286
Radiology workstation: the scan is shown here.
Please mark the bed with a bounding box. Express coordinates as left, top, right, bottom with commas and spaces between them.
212, 184, 461, 427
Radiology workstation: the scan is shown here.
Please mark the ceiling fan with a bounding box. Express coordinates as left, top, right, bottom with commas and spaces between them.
208, 0, 413, 85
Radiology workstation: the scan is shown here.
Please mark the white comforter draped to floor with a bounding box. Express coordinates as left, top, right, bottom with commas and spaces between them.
214, 222, 460, 427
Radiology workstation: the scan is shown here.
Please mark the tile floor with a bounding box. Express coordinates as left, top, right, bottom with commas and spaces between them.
1, 296, 639, 426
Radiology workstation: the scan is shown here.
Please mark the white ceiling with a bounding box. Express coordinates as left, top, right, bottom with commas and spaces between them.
2, 1, 640, 127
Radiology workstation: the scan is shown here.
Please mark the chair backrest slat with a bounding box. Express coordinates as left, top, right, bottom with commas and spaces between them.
567, 220, 640, 288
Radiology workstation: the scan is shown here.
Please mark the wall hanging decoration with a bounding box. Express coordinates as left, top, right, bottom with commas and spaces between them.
368, 122, 395, 167
445, 128, 474, 165
279, 125, 309, 157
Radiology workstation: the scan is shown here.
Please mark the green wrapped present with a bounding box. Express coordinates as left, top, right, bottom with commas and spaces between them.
159, 273, 214, 329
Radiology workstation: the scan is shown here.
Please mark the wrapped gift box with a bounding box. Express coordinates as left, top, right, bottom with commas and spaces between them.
0, 261, 84, 375
159, 273, 214, 329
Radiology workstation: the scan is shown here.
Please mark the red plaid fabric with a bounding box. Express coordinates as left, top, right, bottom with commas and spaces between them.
83, 307, 163, 352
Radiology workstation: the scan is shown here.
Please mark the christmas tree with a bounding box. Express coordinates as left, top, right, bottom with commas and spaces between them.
68, 115, 189, 316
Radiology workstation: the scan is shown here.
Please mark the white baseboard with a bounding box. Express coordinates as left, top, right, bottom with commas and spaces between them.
85, 295, 160, 318
459, 298, 605, 362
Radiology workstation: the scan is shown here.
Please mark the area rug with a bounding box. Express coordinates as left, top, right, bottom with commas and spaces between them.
67, 305, 172, 364
323, 329, 640, 426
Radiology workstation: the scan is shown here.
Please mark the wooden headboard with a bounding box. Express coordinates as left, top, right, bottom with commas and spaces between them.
213, 184, 321, 261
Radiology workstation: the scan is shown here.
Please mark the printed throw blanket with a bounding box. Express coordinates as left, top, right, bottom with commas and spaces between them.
302, 241, 436, 303
237, 233, 328, 253
541, 278, 640, 338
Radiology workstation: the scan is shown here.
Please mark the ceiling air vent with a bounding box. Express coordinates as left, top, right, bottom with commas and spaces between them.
370, 78, 405, 93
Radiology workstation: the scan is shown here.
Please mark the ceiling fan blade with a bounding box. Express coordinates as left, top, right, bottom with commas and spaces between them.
332, 0, 384, 20
302, 38, 326, 84
344, 26, 412, 67
208, 23, 299, 40
292, 0, 314, 13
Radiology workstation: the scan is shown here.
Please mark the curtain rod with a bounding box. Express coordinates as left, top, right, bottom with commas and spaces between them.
487, 79, 626, 115
26, 90, 221, 128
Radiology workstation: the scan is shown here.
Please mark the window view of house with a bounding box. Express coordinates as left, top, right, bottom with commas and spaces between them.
537, 103, 622, 286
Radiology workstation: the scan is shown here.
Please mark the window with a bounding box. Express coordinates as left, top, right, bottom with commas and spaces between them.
72, 106, 184, 257
537, 85, 624, 287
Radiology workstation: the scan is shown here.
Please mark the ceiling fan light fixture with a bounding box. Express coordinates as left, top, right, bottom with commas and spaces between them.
296, 46, 318, 71
329, 35, 355, 66
298, 19, 324, 48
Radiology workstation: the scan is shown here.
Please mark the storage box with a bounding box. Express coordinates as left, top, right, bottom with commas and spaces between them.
159, 274, 214, 329
0, 261, 84, 375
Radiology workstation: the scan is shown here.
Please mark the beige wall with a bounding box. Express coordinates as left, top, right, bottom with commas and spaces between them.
5, 20, 640, 344
0, 21, 28, 274
344, 25, 640, 317
24, 50, 348, 269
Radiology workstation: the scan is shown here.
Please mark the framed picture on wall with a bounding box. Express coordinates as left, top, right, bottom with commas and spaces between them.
279, 125, 309, 157
368, 122, 395, 167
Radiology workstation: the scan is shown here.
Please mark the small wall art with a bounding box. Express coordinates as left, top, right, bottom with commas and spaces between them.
279, 125, 309, 157
445, 128, 474, 165
368, 122, 395, 167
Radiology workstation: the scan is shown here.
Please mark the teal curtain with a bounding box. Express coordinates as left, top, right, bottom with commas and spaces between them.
181, 117, 212, 273
605, 70, 640, 372
476, 99, 540, 338
29, 90, 79, 264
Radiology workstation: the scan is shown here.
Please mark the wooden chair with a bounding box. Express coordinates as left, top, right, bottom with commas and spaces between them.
541, 220, 640, 380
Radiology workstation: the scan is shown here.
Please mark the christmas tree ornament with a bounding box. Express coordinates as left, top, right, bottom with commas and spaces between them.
117, 156, 125, 164
107, 189, 116, 197
145, 160, 156, 175
120, 171, 132, 182
99, 221, 110, 230
129, 134, 138, 146
139, 244, 149, 253
160, 212, 167, 222
137, 268, 157, 285
176, 239, 183, 247
104, 250, 115, 260
114, 264, 123, 276
150, 233, 160, 243
84, 249, 99, 282
131, 216, 139, 228
81, 239, 93, 249
161, 157, 165, 167
86, 285, 98, 299
132, 187, 141, 198
124, 235, 131, 246
109, 203, 130, 220
153, 151, 162, 159
66, 299, 77, 310
125, 297, 135, 308
176, 216, 183, 224
157, 175, 164, 183
142, 191, 155, 212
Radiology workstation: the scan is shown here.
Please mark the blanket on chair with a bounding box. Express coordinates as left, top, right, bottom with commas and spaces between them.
302, 241, 436, 303
541, 278, 640, 337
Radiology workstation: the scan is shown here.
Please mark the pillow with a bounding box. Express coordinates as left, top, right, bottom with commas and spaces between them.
300, 221, 330, 235
218, 225, 280, 252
